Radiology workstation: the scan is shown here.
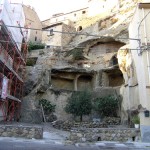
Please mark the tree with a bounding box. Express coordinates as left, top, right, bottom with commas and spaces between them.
65, 90, 92, 121
93, 95, 121, 117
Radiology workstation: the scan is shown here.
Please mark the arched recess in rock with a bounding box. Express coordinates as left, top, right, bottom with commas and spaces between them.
109, 54, 118, 66
76, 75, 93, 91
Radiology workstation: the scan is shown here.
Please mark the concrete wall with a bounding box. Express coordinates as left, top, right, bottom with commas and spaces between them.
129, 4, 150, 142
23, 5, 42, 43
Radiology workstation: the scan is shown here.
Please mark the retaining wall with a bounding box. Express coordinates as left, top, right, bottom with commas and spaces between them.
70, 128, 140, 142
0, 125, 43, 139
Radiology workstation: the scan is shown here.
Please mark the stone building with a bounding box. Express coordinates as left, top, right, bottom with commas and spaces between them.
42, 22, 76, 47
42, 7, 88, 29
23, 5, 42, 43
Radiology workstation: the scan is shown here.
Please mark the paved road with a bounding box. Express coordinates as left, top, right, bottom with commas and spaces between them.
0, 139, 149, 150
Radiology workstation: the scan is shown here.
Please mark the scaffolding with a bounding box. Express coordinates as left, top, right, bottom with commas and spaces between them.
0, 0, 27, 121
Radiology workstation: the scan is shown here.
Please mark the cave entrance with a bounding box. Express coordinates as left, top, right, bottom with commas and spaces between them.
77, 75, 93, 91
102, 54, 124, 87
102, 69, 124, 87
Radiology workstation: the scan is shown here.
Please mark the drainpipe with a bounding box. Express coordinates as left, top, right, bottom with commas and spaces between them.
142, 9, 150, 85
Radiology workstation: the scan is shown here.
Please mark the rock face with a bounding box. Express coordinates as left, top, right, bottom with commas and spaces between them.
117, 45, 140, 124
20, 94, 43, 124
21, 0, 143, 124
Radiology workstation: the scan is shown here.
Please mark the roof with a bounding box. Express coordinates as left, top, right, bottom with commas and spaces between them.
138, 3, 150, 9
42, 22, 63, 29
42, 7, 88, 22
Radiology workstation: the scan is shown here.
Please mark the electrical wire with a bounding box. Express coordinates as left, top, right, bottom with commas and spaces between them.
0, 39, 148, 52
0, 39, 149, 52
0, 24, 140, 41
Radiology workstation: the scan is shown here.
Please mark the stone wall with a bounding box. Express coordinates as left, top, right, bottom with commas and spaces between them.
42, 24, 62, 47
69, 128, 140, 142
0, 125, 43, 139
23, 5, 42, 43
61, 24, 76, 46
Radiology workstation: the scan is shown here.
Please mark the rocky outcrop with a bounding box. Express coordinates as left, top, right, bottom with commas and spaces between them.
21, 0, 144, 125
117, 45, 140, 124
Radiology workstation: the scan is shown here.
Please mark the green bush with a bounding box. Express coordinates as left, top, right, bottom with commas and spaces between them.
132, 115, 140, 124
65, 90, 92, 121
28, 42, 45, 51
93, 95, 121, 117
39, 99, 56, 114
26, 58, 37, 66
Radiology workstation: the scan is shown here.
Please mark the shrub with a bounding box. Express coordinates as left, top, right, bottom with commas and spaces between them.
26, 58, 37, 66
132, 115, 140, 124
65, 90, 92, 121
39, 99, 56, 114
65, 48, 84, 60
28, 42, 45, 51
93, 95, 121, 117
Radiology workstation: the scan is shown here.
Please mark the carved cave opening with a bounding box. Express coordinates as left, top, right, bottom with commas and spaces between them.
102, 69, 124, 87
51, 70, 94, 91
77, 75, 93, 91
51, 77, 74, 90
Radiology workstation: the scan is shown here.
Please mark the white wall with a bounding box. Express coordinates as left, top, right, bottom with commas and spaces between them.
129, 4, 150, 142
0, 0, 25, 50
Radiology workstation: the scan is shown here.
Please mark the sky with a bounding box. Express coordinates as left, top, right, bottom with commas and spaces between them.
11, 0, 88, 21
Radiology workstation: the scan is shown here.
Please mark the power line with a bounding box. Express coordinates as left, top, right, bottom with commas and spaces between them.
0, 39, 149, 51
0, 24, 140, 41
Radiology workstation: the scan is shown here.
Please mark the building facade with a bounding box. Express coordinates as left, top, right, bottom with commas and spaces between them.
0, 0, 27, 121
129, 3, 150, 142
23, 5, 42, 43
42, 7, 88, 29
42, 22, 76, 47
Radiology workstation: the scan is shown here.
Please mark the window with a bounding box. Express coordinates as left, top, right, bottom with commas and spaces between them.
74, 13, 76, 17
82, 11, 86, 14
36, 31, 37, 34
35, 36, 37, 41
50, 29, 54, 35
77, 26, 82, 31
